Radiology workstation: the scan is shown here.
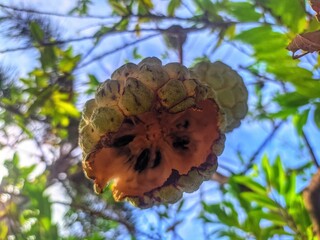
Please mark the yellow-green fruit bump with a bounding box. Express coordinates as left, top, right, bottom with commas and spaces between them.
79, 124, 100, 154
95, 80, 121, 107
163, 63, 190, 80
157, 80, 187, 109
134, 63, 169, 90
191, 61, 248, 132
111, 63, 138, 82
119, 78, 154, 115
82, 99, 97, 122
177, 170, 204, 193
90, 107, 124, 135
153, 185, 182, 204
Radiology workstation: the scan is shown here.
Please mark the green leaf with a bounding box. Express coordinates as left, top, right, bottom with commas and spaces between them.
224, 2, 261, 22
55, 100, 80, 118
269, 108, 297, 120
40, 217, 52, 230
232, 175, 266, 195
139, 0, 153, 8
240, 192, 279, 211
273, 156, 286, 195
274, 92, 310, 108
40, 46, 57, 69
167, 0, 181, 16
250, 210, 287, 226
286, 78, 320, 99
132, 47, 142, 59
314, 103, 320, 129
12, 152, 19, 166
69, 0, 92, 15
29, 21, 44, 42
262, 155, 273, 187
88, 74, 100, 86
284, 171, 296, 206
0, 222, 8, 240
117, 18, 129, 31
261, 0, 307, 33
262, 225, 292, 238
94, 26, 112, 43
217, 230, 246, 240
109, 1, 130, 16
293, 109, 309, 136
202, 203, 240, 227
137, 0, 153, 15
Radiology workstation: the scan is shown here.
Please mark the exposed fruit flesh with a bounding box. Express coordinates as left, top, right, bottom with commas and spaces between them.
79, 57, 247, 207
83, 99, 220, 200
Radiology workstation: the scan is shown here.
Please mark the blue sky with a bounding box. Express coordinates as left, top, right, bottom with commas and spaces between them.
0, 0, 319, 239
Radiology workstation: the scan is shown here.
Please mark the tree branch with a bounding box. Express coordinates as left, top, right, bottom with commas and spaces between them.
0, 25, 206, 53
77, 33, 160, 69
241, 121, 284, 174
53, 200, 136, 235
302, 130, 319, 168
0, 102, 47, 123
303, 169, 320, 238
0, 3, 108, 19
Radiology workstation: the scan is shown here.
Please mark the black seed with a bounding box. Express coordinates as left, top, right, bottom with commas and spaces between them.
183, 120, 190, 129
172, 136, 190, 150
134, 149, 150, 173
176, 120, 190, 129
152, 150, 162, 168
112, 135, 135, 148
123, 118, 135, 126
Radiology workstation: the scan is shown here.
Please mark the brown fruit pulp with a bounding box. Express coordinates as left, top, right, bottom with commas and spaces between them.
83, 99, 220, 200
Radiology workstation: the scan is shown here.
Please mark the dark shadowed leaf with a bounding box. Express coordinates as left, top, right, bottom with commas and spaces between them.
224, 2, 261, 22
314, 103, 320, 129
29, 21, 44, 42
259, 0, 307, 33
309, 0, 320, 21
287, 31, 320, 59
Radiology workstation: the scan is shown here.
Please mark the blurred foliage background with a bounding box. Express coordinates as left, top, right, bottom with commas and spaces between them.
0, 0, 319, 239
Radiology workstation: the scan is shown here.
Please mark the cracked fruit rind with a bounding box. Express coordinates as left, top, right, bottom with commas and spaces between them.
79, 57, 247, 208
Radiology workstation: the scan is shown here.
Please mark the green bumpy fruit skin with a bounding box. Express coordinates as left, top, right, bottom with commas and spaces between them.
78, 57, 248, 208
191, 61, 248, 132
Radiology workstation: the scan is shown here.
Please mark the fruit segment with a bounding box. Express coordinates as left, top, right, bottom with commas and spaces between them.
79, 57, 247, 208
191, 61, 248, 132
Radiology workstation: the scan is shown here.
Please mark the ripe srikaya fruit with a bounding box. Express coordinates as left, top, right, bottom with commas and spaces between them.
79, 57, 247, 208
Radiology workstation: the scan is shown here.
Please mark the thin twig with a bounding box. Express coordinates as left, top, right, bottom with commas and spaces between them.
0, 3, 108, 19
77, 33, 160, 69
0, 25, 206, 53
0, 36, 94, 53
0, 45, 34, 53
0, 3, 243, 24
302, 130, 320, 168
0, 102, 47, 123
241, 121, 284, 174
53, 200, 160, 240
53, 200, 136, 234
